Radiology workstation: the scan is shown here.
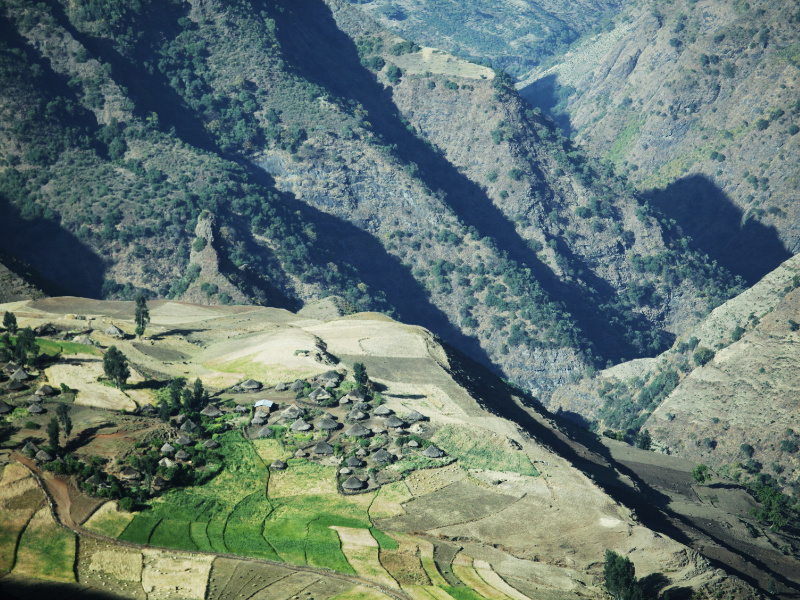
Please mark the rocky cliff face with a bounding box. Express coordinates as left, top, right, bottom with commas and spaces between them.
520, 0, 800, 285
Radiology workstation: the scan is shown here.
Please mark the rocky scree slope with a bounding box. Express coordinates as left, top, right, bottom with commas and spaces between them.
0, 0, 745, 397
521, 0, 800, 285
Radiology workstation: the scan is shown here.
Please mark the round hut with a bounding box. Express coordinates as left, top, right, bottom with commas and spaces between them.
345, 423, 369, 438
423, 444, 446, 458
0, 400, 12, 415
342, 476, 365, 491
373, 405, 393, 416
347, 409, 367, 421
290, 380, 305, 392
405, 410, 425, 422
256, 426, 273, 439
35, 384, 55, 396
175, 450, 190, 461
200, 404, 222, 418
290, 418, 312, 432
384, 416, 405, 429
270, 460, 287, 470
203, 439, 220, 449
318, 417, 338, 431
346, 456, 363, 468
160, 443, 175, 456
27, 404, 44, 414
372, 448, 394, 464
275, 382, 288, 391
312, 441, 334, 455
175, 435, 192, 446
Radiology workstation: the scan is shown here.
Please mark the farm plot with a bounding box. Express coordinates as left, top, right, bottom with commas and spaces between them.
141, 549, 214, 600
83, 501, 134, 538
13, 507, 76, 583
207, 557, 293, 600
77, 537, 146, 600
0, 464, 44, 574
369, 481, 411, 519
46, 356, 138, 411
378, 533, 430, 586
331, 526, 398, 589
432, 426, 538, 476
329, 585, 397, 600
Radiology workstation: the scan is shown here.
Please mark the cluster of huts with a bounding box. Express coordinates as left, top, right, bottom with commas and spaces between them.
1, 361, 58, 415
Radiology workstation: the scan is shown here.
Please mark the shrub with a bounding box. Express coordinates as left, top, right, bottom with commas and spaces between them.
755, 119, 769, 131
740, 443, 754, 457
780, 440, 798, 453
731, 325, 745, 341
693, 347, 715, 366
575, 206, 592, 219
789, 124, 799, 135
385, 64, 402, 85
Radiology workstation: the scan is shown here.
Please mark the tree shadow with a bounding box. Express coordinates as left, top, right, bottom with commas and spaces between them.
517, 73, 576, 137
641, 175, 791, 285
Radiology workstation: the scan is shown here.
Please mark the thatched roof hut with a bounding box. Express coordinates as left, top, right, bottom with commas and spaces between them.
295, 449, 307, 458
27, 395, 41, 404
345, 423, 369, 438
405, 410, 425, 422
384, 416, 405, 429
74, 336, 93, 345
175, 435, 192, 445
200, 404, 222, 418
180, 420, 197, 433
347, 409, 367, 421
2, 361, 19, 373
345, 389, 365, 401
339, 468, 352, 475
371, 427, 386, 435
317, 371, 341, 387
175, 450, 190, 461
346, 456, 363, 468
281, 405, 304, 420
256, 426, 273, 439
35, 384, 55, 396
342, 475, 364, 490
11, 369, 30, 381
372, 448, 393, 464
158, 457, 175, 468
35, 449, 53, 462
270, 459, 287, 470
275, 382, 288, 391
120, 467, 141, 480
422, 444, 446, 458
312, 441, 334, 455
105, 325, 124, 338
407, 440, 420, 448
355, 448, 368, 458
240, 379, 262, 390
318, 417, 338, 431
152, 476, 168, 491
251, 417, 266, 426
0, 399, 12, 414
24, 441, 39, 454
234, 405, 249, 413
290, 380, 304, 392
308, 387, 325, 400
175, 413, 188, 425
203, 439, 220, 449
290, 418, 312, 432
5, 380, 24, 391
160, 443, 175, 455
353, 402, 370, 412
373, 405, 393, 416
27, 404, 43, 414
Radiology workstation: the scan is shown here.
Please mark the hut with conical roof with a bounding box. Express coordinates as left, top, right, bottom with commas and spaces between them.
281, 405, 303, 420
5, 380, 24, 391
152, 476, 168, 492
159, 457, 175, 468
317, 371, 341, 387
423, 444, 446, 458
405, 410, 425, 422
23, 441, 39, 454
346, 456, 363, 468
35, 449, 53, 462
35, 384, 55, 396
11, 369, 30, 381
308, 387, 325, 400
290, 380, 304, 392
175, 450, 190, 461
27, 404, 43, 414
240, 379, 262, 391
407, 440, 420, 448
353, 402, 370, 412
345, 423, 369, 438
384, 416, 405, 429
342, 475, 364, 490
290, 418, 312, 432
313, 441, 334, 455
180, 419, 197, 433
2, 361, 19, 373
27, 395, 41, 404
372, 448, 393, 464
200, 404, 222, 418
105, 325, 124, 338
160, 443, 175, 455
204, 439, 220, 449
345, 389, 365, 401
121, 467, 141, 481
373, 405, 393, 416
0, 399, 12, 414
234, 404, 249, 413
251, 416, 266, 426
318, 417, 338, 431
275, 382, 288, 391
175, 435, 192, 445
256, 426, 273, 439
347, 409, 367, 421
270, 459, 287, 470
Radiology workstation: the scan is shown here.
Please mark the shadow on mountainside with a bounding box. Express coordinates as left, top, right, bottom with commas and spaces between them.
517, 73, 576, 138
266, 0, 657, 362
642, 175, 791, 285
0, 199, 107, 299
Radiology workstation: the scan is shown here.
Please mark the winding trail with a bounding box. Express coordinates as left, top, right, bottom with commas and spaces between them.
12, 453, 411, 600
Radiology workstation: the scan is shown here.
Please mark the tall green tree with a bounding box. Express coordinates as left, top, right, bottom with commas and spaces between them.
103, 346, 130, 389
604, 550, 642, 600
55, 404, 72, 439
353, 362, 368, 390
134, 294, 150, 339
14, 327, 38, 366
2, 311, 17, 334
47, 417, 60, 452
192, 378, 207, 411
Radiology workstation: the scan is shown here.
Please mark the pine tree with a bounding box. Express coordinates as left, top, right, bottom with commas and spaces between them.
47, 417, 60, 452
14, 327, 38, 366
353, 362, 368, 390
134, 294, 150, 339
2, 311, 17, 334
103, 346, 130, 389
158, 401, 171, 422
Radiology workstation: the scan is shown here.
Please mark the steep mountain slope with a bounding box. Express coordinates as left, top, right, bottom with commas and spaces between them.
0, 253, 48, 303
0, 0, 747, 397
519, 0, 800, 285
347, 0, 626, 76
551, 253, 800, 492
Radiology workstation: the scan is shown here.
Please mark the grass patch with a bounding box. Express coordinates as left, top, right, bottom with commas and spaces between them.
207, 520, 228, 552
150, 519, 197, 551
370, 527, 398, 550
118, 515, 161, 544
391, 456, 456, 477
83, 502, 133, 538
432, 426, 538, 476
606, 117, 644, 165
35, 338, 100, 357
209, 355, 321, 387
190, 521, 213, 551
13, 508, 75, 583
441, 586, 487, 600
262, 516, 308, 564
